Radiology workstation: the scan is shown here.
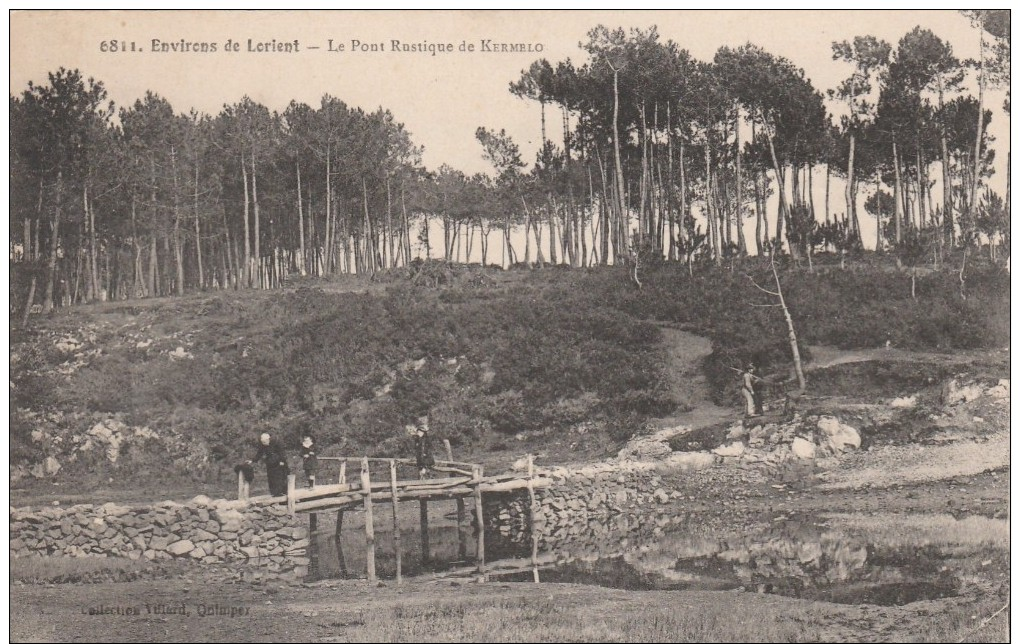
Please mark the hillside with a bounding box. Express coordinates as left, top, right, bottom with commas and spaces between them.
9, 259, 1010, 503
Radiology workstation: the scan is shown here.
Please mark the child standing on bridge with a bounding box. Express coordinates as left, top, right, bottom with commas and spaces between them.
300, 433, 318, 488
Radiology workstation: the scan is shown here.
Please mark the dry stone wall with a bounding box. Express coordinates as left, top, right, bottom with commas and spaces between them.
9, 496, 309, 575
484, 462, 684, 550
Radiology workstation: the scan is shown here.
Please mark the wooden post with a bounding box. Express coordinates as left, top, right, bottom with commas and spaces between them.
339, 461, 347, 485
237, 470, 248, 502
527, 454, 540, 583
287, 475, 296, 515
335, 507, 346, 576
473, 465, 485, 580
419, 480, 430, 563
389, 459, 402, 585
309, 513, 318, 535
456, 494, 467, 561
361, 457, 376, 582
446, 440, 466, 559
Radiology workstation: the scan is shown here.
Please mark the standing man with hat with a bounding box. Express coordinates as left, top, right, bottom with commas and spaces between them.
414, 415, 435, 478
248, 432, 290, 496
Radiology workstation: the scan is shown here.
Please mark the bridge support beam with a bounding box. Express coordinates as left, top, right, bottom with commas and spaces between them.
473, 465, 485, 581
361, 457, 375, 582
390, 459, 402, 585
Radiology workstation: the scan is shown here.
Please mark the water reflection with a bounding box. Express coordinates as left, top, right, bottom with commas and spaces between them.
491, 516, 960, 606
307, 508, 960, 606
308, 520, 476, 581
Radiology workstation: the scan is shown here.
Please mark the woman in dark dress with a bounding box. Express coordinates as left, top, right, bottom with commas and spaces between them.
248, 432, 290, 496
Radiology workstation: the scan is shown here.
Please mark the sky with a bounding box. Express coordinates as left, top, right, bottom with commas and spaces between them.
8, 9, 1011, 252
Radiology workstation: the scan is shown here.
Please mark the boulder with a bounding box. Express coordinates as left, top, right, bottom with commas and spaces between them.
791, 437, 816, 459
30, 457, 61, 478
210, 499, 247, 511
240, 546, 262, 559
149, 535, 171, 551
725, 423, 747, 440
287, 539, 310, 551
889, 396, 917, 408
167, 539, 195, 556
986, 379, 1010, 399
944, 379, 985, 405
617, 426, 690, 461
798, 541, 823, 564
817, 417, 861, 454
191, 495, 212, 507
100, 502, 130, 516
212, 509, 245, 533
713, 441, 746, 458
663, 452, 717, 471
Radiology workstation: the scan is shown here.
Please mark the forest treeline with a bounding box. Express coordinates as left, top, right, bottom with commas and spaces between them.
9, 12, 1010, 313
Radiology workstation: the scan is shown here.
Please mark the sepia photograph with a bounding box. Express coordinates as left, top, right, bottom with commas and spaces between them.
8, 9, 1011, 642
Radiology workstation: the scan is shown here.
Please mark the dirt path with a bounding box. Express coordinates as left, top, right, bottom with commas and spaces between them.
805, 344, 1008, 372
648, 326, 734, 432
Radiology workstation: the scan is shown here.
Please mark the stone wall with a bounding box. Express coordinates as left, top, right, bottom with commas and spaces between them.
9, 496, 309, 575
484, 461, 689, 551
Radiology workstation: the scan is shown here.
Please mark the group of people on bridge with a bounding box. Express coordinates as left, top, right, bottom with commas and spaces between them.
238, 416, 436, 497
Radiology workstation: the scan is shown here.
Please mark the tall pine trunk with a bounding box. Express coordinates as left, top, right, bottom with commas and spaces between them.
172, 147, 185, 297
970, 30, 985, 223
611, 67, 628, 259
893, 139, 903, 245
86, 185, 99, 301
734, 107, 745, 256
43, 171, 63, 312
251, 152, 261, 288
296, 159, 307, 276
763, 123, 789, 251
194, 156, 204, 289
242, 153, 252, 286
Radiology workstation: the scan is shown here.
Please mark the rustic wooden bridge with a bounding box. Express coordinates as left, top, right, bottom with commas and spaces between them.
237, 446, 551, 584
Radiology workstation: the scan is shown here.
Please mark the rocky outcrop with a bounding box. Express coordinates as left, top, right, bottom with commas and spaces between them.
942, 377, 1010, 406
9, 497, 307, 575
11, 410, 214, 482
